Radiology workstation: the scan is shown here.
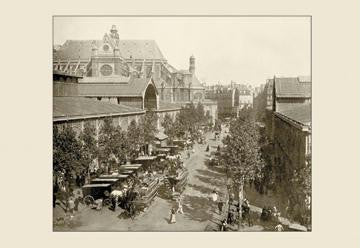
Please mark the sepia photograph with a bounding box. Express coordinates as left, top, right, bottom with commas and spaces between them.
52, 16, 311, 232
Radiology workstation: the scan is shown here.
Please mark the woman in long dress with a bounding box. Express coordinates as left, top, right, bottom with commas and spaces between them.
170, 208, 176, 224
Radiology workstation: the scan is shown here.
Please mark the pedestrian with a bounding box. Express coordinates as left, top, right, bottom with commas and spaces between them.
67, 197, 75, 218
275, 223, 284, 232
170, 208, 176, 224
217, 199, 224, 214
205, 144, 209, 152
110, 196, 117, 211
176, 199, 184, 214
227, 210, 234, 225
211, 190, 218, 202
220, 219, 227, 231
74, 196, 80, 211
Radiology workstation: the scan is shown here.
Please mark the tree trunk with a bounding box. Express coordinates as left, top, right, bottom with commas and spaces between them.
238, 179, 244, 231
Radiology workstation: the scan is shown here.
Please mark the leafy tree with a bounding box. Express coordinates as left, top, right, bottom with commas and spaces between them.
53, 124, 83, 189
138, 110, 158, 154
162, 113, 177, 143
127, 119, 142, 161
78, 121, 99, 179
112, 125, 128, 164
219, 111, 265, 229
98, 118, 119, 173
195, 101, 205, 123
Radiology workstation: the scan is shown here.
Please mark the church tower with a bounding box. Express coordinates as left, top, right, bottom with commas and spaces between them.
189, 55, 195, 75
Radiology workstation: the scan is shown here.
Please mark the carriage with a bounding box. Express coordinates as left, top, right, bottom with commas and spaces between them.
81, 183, 112, 208
209, 151, 221, 167
163, 168, 189, 199
82, 172, 133, 209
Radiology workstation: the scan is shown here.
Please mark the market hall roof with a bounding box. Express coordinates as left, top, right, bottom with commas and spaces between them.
274, 77, 311, 98
53, 96, 145, 122
54, 40, 166, 61
77, 76, 158, 97
157, 101, 184, 111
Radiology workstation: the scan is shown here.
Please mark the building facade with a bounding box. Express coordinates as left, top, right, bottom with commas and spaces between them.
263, 76, 311, 222
53, 25, 206, 105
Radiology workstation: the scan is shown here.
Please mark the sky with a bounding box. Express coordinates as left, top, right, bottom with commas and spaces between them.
54, 16, 311, 87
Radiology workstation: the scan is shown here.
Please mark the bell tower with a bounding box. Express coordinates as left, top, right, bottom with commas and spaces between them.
110, 25, 119, 41
189, 55, 195, 75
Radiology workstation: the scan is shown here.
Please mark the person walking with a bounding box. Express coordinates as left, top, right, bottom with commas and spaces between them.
220, 219, 227, 231
170, 208, 176, 224
67, 197, 75, 218
205, 144, 209, 152
217, 199, 224, 214
176, 199, 184, 214
275, 223, 284, 232
211, 190, 218, 202
74, 196, 81, 212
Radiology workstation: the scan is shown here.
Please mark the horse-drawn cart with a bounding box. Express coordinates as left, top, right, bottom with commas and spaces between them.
81, 183, 112, 209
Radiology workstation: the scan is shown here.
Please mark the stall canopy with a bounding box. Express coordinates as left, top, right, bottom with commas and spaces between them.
155, 132, 168, 141
135, 156, 157, 161
120, 164, 142, 170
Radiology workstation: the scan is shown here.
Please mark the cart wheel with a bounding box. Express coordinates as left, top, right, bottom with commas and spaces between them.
103, 198, 112, 207
83, 195, 94, 206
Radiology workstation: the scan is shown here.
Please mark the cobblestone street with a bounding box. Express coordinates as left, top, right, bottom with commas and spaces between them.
54, 131, 230, 231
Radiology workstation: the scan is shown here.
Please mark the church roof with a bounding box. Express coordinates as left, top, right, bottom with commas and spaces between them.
77, 76, 157, 97
53, 96, 144, 121
54, 40, 166, 61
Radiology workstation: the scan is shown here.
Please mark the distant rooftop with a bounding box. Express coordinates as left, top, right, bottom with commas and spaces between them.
275, 77, 311, 98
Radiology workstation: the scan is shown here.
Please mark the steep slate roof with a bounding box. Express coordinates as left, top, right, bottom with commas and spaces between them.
275, 77, 311, 98
78, 76, 156, 97
53, 97, 144, 121
277, 103, 311, 126
162, 63, 178, 73
54, 40, 165, 61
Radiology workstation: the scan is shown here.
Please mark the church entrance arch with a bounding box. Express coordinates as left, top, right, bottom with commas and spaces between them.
144, 83, 158, 110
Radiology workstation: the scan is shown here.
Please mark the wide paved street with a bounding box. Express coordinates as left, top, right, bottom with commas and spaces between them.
54, 130, 229, 231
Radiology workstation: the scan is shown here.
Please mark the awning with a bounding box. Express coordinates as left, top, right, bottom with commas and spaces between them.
155, 132, 168, 141
155, 148, 171, 152
120, 164, 142, 170
135, 156, 157, 161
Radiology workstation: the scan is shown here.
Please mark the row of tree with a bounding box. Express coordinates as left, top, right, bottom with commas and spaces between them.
161, 102, 212, 143
219, 108, 265, 229
53, 110, 158, 189
53, 102, 210, 191
218, 105, 311, 226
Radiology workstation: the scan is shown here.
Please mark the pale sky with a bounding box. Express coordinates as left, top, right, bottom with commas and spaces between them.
54, 16, 311, 87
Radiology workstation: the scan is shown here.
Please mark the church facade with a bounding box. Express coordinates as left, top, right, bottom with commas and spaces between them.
53, 25, 206, 104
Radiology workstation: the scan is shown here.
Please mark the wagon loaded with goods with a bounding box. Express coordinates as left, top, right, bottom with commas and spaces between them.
129, 175, 161, 213
162, 167, 189, 199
